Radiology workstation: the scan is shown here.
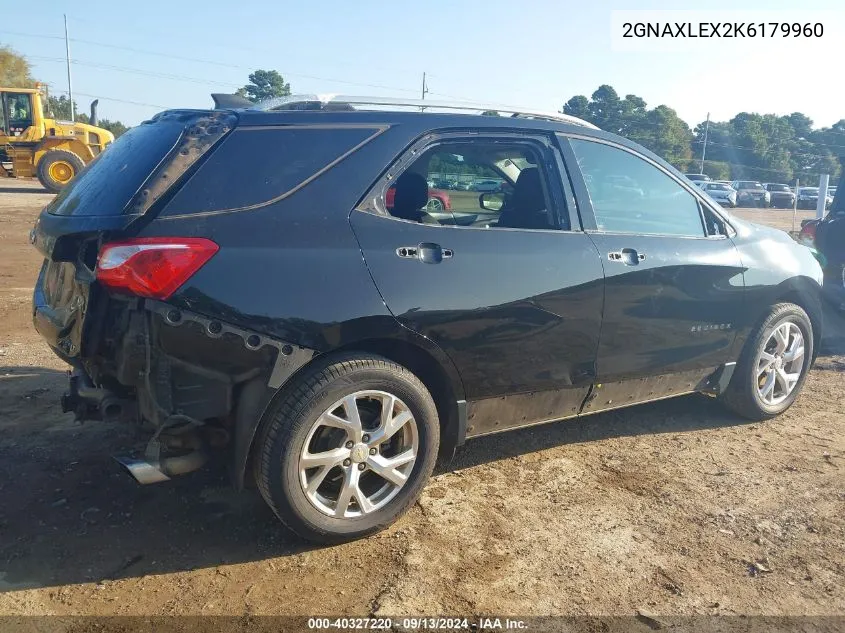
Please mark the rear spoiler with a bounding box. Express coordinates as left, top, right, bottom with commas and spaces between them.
210, 93, 254, 110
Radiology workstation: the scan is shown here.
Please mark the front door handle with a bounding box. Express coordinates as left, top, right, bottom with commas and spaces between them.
608, 248, 645, 266
396, 243, 453, 264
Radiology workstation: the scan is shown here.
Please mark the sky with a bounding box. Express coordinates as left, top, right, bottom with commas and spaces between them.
6, 0, 844, 130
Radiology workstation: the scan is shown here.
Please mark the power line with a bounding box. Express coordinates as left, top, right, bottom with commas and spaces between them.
29, 53, 424, 95
6, 27, 844, 156
8, 26, 845, 144
1, 29, 422, 95
64, 15, 430, 78
692, 139, 838, 162
700, 159, 835, 176
596, 115, 845, 151
693, 135, 845, 153
27, 51, 549, 114
48, 87, 172, 110
30, 55, 240, 88
5, 27, 635, 111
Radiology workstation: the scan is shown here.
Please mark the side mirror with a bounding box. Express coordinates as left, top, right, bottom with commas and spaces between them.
479, 192, 504, 211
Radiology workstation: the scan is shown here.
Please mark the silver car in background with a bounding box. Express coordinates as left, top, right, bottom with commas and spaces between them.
695, 181, 737, 208
798, 187, 833, 210
731, 180, 771, 207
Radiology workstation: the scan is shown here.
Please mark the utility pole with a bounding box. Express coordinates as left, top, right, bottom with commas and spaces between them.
420, 72, 428, 112
699, 112, 710, 174
64, 14, 75, 122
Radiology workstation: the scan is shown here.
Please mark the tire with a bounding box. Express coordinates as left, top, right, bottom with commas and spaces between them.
720, 303, 813, 420
36, 150, 85, 193
253, 353, 440, 543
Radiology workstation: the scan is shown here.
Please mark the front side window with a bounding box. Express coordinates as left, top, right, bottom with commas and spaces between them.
383, 140, 562, 230
570, 139, 705, 237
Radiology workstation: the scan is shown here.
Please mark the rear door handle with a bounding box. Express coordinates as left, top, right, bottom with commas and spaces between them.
396, 243, 453, 264
608, 248, 645, 266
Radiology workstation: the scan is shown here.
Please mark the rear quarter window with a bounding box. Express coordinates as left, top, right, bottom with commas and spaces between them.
45, 118, 186, 216
160, 126, 384, 216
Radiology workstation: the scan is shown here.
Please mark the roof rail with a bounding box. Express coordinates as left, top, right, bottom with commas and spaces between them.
251, 94, 599, 130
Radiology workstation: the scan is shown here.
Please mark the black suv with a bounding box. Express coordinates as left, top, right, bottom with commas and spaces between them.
31, 96, 823, 543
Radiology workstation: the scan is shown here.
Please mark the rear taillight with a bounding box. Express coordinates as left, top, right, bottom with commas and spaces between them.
96, 237, 218, 300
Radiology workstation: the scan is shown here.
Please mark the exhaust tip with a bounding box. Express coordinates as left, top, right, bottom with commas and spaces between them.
114, 456, 171, 485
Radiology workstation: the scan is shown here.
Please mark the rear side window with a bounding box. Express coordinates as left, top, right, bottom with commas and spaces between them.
570, 139, 705, 238
46, 118, 186, 216
162, 126, 382, 215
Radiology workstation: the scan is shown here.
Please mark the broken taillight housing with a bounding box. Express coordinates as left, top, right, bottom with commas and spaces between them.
95, 237, 218, 300
797, 222, 816, 247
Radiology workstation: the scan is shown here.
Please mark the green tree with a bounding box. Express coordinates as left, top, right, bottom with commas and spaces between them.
808, 119, 845, 182
45, 94, 75, 119
0, 45, 35, 87
701, 160, 732, 180
587, 84, 622, 132
236, 70, 291, 103
564, 86, 692, 170
98, 119, 129, 138
564, 85, 839, 184
561, 95, 590, 119
692, 121, 735, 177
642, 105, 693, 169
787, 112, 813, 139
46, 95, 129, 138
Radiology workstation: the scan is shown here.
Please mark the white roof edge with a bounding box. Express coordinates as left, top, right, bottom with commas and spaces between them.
252, 94, 599, 130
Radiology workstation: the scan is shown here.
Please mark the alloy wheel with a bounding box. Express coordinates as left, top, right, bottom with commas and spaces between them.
426, 197, 445, 212
755, 321, 805, 406
298, 390, 418, 518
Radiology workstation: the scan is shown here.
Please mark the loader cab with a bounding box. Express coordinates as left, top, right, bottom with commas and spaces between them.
1, 90, 37, 136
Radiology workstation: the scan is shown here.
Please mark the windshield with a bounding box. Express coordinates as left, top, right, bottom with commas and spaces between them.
767, 184, 789, 192
737, 182, 763, 189
801, 188, 819, 194
707, 184, 731, 191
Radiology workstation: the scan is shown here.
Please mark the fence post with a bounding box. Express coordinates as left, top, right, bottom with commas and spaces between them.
817, 174, 829, 219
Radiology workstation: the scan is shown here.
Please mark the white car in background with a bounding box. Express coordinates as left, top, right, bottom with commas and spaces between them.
695, 181, 737, 208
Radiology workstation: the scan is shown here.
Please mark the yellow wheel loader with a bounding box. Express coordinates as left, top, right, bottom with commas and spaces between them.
1, 84, 114, 193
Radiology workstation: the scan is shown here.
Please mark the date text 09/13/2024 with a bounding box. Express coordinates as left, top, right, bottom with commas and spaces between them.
307, 617, 528, 630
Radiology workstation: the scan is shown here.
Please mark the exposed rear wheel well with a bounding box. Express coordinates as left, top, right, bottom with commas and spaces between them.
330, 338, 462, 461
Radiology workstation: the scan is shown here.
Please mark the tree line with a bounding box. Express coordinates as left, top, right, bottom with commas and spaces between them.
563, 85, 843, 184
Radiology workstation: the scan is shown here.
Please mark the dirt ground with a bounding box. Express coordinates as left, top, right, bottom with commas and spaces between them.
0, 179, 843, 618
